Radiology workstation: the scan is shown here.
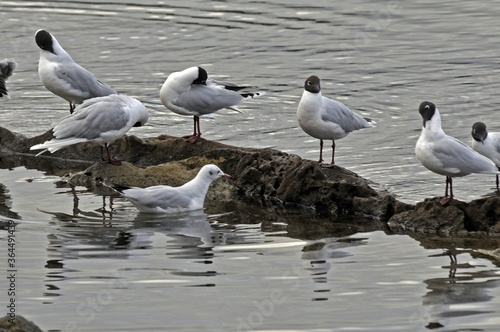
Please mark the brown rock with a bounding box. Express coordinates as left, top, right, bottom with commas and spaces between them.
0, 315, 43, 332
1, 126, 500, 234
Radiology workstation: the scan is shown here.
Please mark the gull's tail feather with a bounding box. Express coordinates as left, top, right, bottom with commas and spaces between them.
35, 149, 49, 157
227, 106, 244, 114
241, 91, 266, 99
30, 138, 89, 154
110, 183, 133, 193
363, 117, 376, 126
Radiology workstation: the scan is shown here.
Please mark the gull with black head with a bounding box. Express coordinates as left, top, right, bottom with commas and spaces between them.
35, 29, 117, 113
296, 75, 374, 167
471, 121, 500, 190
415, 101, 498, 204
160, 66, 264, 143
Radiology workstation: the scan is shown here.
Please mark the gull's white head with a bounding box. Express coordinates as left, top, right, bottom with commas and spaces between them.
198, 164, 230, 182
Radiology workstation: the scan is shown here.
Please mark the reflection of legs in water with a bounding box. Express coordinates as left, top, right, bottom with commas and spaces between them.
101, 195, 114, 225
447, 251, 457, 281
70, 185, 80, 217
64, 184, 115, 224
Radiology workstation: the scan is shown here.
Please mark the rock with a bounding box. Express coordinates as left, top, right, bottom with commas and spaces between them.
388, 198, 468, 235
388, 196, 500, 235
0, 315, 43, 332
62, 136, 396, 220
1, 125, 500, 235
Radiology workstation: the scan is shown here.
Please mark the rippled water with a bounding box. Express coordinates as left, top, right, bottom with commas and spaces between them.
2, 1, 500, 331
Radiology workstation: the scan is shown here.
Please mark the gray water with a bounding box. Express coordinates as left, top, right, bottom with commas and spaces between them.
1, 0, 500, 331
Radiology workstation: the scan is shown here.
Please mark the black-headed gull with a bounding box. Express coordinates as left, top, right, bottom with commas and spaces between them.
471, 121, 500, 190
0, 58, 17, 98
30, 94, 149, 164
415, 101, 498, 204
297, 75, 374, 167
160, 66, 264, 143
111, 164, 230, 213
35, 29, 117, 113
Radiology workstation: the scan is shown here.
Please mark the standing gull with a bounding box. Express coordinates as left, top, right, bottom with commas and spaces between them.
30, 94, 149, 164
415, 101, 498, 204
471, 121, 500, 190
0, 58, 17, 98
35, 29, 116, 113
296, 75, 374, 167
160, 66, 264, 143
111, 164, 230, 213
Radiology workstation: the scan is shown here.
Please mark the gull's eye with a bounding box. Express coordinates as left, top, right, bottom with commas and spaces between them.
209, 171, 214, 175
425, 105, 430, 110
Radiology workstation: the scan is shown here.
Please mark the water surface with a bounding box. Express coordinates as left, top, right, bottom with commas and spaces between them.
2, 1, 500, 331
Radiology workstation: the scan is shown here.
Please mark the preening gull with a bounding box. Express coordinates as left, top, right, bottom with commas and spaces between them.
30, 94, 149, 164
160, 66, 264, 142
35, 29, 116, 113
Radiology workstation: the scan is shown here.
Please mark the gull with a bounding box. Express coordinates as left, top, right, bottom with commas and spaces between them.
415, 101, 498, 204
111, 164, 230, 213
297, 75, 373, 167
471, 121, 500, 190
35, 29, 117, 113
0, 58, 17, 98
160, 66, 264, 143
30, 94, 149, 164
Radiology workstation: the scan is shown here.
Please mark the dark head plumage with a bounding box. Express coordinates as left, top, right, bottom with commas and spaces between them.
418, 101, 436, 128
304, 75, 321, 93
35, 29, 55, 54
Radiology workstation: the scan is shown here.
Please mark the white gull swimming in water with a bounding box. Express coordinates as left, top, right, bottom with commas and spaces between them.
30, 94, 149, 164
0, 58, 17, 98
35, 29, 117, 113
296, 75, 374, 167
111, 164, 230, 213
160, 66, 264, 142
415, 101, 498, 204
471, 121, 500, 190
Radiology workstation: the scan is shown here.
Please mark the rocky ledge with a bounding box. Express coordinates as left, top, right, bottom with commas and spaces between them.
1, 126, 500, 236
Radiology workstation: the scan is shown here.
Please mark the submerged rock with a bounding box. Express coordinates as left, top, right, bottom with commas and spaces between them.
0, 125, 500, 236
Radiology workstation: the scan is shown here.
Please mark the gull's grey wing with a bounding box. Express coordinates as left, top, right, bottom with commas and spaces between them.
489, 132, 500, 155
124, 186, 192, 210
321, 97, 371, 133
53, 97, 129, 140
54, 62, 116, 100
433, 135, 495, 175
175, 85, 244, 114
